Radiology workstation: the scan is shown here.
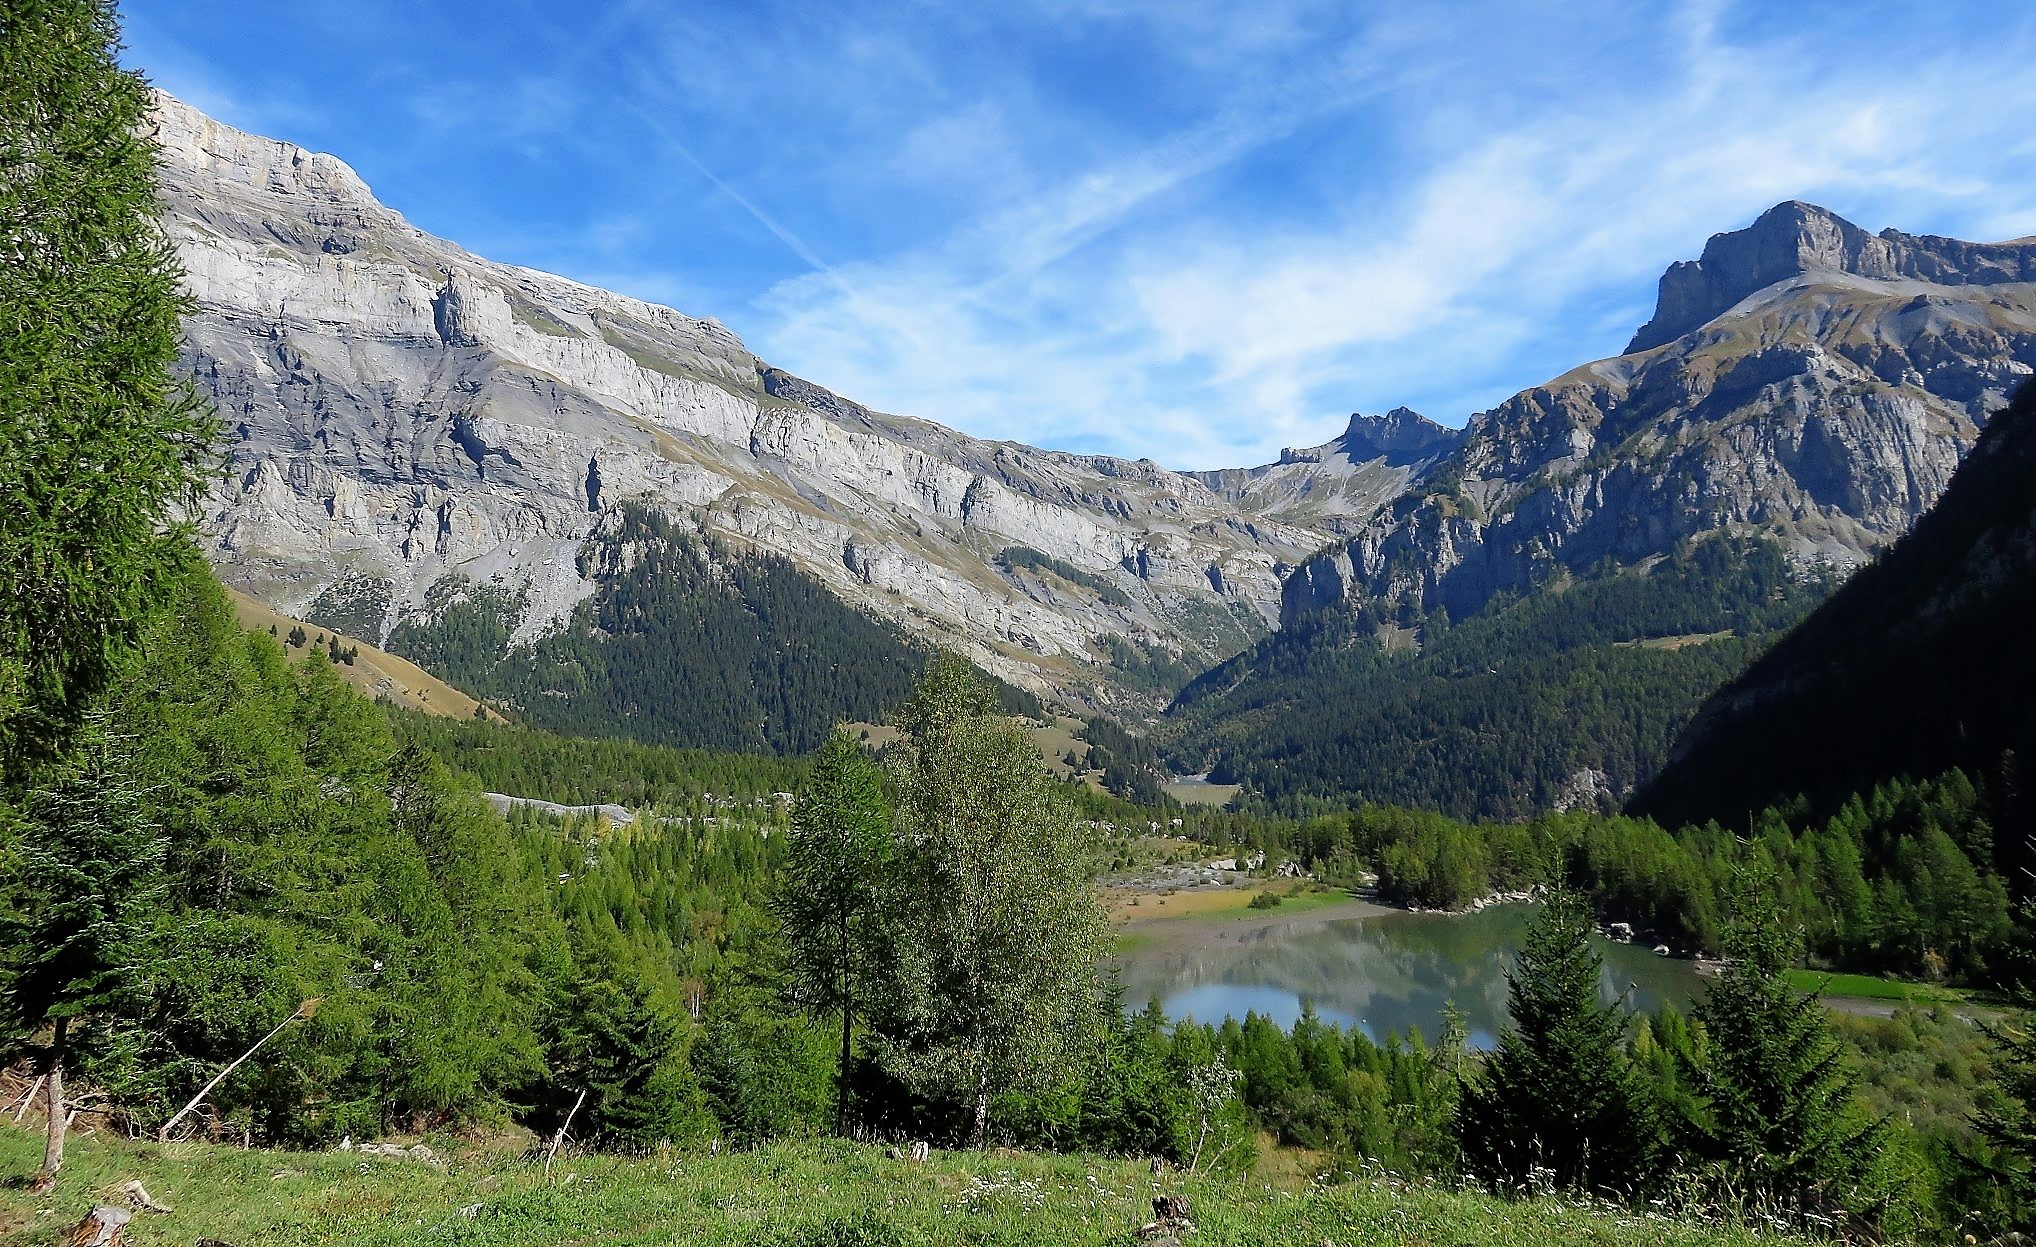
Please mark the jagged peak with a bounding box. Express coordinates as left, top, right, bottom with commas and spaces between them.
1335, 407, 1457, 465
1626, 200, 2036, 354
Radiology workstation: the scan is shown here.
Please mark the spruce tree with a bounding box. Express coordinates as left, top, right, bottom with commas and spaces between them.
870, 653, 1109, 1148
1456, 885, 1655, 1194
0, 728, 165, 1181
0, 0, 216, 766
1683, 871, 1885, 1216
774, 728, 891, 1135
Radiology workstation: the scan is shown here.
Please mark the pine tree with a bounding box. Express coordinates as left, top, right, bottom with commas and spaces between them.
1683, 871, 1886, 1216
774, 728, 891, 1135
0, 728, 166, 1181
0, 0, 216, 766
871, 653, 1110, 1147
1456, 885, 1656, 1194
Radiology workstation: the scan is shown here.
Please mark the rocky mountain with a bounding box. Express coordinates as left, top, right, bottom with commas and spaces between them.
156, 93, 1400, 710
1168, 203, 2036, 816
161, 90, 2036, 780
1186, 407, 1459, 524
1279, 200, 2036, 628
1632, 379, 2036, 831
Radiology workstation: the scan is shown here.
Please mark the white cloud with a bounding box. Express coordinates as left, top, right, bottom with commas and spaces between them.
742, 0, 2036, 468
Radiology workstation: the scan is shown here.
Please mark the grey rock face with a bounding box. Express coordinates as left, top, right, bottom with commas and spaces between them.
1628, 200, 2036, 353
155, 93, 1398, 707
1282, 202, 2036, 628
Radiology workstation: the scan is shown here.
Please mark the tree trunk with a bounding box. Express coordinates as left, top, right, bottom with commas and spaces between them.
971, 1072, 990, 1150
836, 996, 853, 1137
40, 1017, 69, 1181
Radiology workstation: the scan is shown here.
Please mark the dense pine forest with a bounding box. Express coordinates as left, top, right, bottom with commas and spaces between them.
386, 504, 1042, 755
1167, 538, 1833, 818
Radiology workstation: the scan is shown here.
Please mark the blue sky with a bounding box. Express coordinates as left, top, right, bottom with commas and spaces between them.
123, 1, 2036, 469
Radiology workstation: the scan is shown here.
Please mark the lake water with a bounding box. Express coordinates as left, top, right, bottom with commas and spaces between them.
1117, 903, 1704, 1048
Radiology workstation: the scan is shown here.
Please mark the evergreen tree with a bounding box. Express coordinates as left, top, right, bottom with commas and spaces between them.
1979, 1002, 2036, 1229
774, 728, 891, 1134
1680, 871, 1888, 1218
1456, 886, 1655, 1194
871, 653, 1110, 1147
540, 949, 706, 1150
0, 728, 165, 1181
0, 0, 215, 765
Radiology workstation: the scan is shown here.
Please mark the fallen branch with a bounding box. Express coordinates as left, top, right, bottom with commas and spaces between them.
544, 1089, 586, 1179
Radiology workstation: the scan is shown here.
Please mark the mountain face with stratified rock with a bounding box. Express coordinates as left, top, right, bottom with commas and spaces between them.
159, 92, 2036, 782
1166, 202, 2036, 816
155, 92, 1399, 717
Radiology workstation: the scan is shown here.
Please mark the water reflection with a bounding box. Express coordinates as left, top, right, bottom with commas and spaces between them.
1117, 904, 1702, 1048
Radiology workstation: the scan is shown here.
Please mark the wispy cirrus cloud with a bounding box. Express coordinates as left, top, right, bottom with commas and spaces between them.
121, 0, 2036, 468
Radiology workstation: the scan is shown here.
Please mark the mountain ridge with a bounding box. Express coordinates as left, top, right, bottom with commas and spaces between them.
160, 91, 2036, 776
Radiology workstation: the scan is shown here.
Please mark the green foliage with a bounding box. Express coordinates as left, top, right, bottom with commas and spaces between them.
1170, 538, 1829, 818
0, 0, 218, 764
1457, 887, 1657, 1195
1676, 872, 1888, 1219
1097, 635, 1199, 697
1078, 713, 1164, 804
866, 655, 1112, 1147
775, 730, 892, 1132
537, 947, 710, 1151
389, 506, 941, 755
390, 709, 810, 809
304, 574, 393, 640
69, 564, 567, 1143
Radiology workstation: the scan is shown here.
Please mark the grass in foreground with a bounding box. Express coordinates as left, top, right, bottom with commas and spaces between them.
0, 1124, 1825, 1247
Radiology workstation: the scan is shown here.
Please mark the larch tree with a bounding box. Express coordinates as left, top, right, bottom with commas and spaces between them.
774, 727, 891, 1135
0, 728, 166, 1182
0, 0, 215, 769
872, 653, 1109, 1148
1456, 884, 1656, 1194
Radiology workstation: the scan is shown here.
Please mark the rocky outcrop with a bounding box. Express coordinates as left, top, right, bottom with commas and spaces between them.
1628, 200, 2036, 353
155, 93, 1386, 707
1283, 203, 2036, 627
1188, 407, 1460, 524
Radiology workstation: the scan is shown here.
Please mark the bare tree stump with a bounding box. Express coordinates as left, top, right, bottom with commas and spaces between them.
907, 1140, 929, 1163
1152, 1194, 1191, 1222
66, 1205, 130, 1247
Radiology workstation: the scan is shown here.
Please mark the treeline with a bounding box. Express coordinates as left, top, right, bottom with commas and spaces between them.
1267, 767, 2015, 980
391, 710, 810, 809
388, 505, 1043, 757
1078, 713, 1166, 805
1167, 538, 1833, 818
996, 544, 1133, 607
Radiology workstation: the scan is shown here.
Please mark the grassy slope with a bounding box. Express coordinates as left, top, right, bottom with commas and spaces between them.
0, 1127, 1813, 1247
224, 586, 502, 723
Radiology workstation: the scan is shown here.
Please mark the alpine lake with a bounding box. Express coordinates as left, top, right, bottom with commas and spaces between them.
1115, 902, 1703, 1049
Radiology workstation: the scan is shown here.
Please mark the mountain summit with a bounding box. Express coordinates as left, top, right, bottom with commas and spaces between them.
1628, 200, 2036, 353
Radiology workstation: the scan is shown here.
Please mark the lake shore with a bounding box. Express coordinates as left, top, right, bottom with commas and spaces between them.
1112, 886, 1396, 958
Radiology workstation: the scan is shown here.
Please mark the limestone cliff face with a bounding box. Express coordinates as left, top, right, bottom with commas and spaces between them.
1280, 204, 2036, 628
159, 92, 2036, 708
156, 93, 1389, 706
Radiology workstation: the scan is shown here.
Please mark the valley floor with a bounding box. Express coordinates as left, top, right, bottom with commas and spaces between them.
0, 1124, 1822, 1247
